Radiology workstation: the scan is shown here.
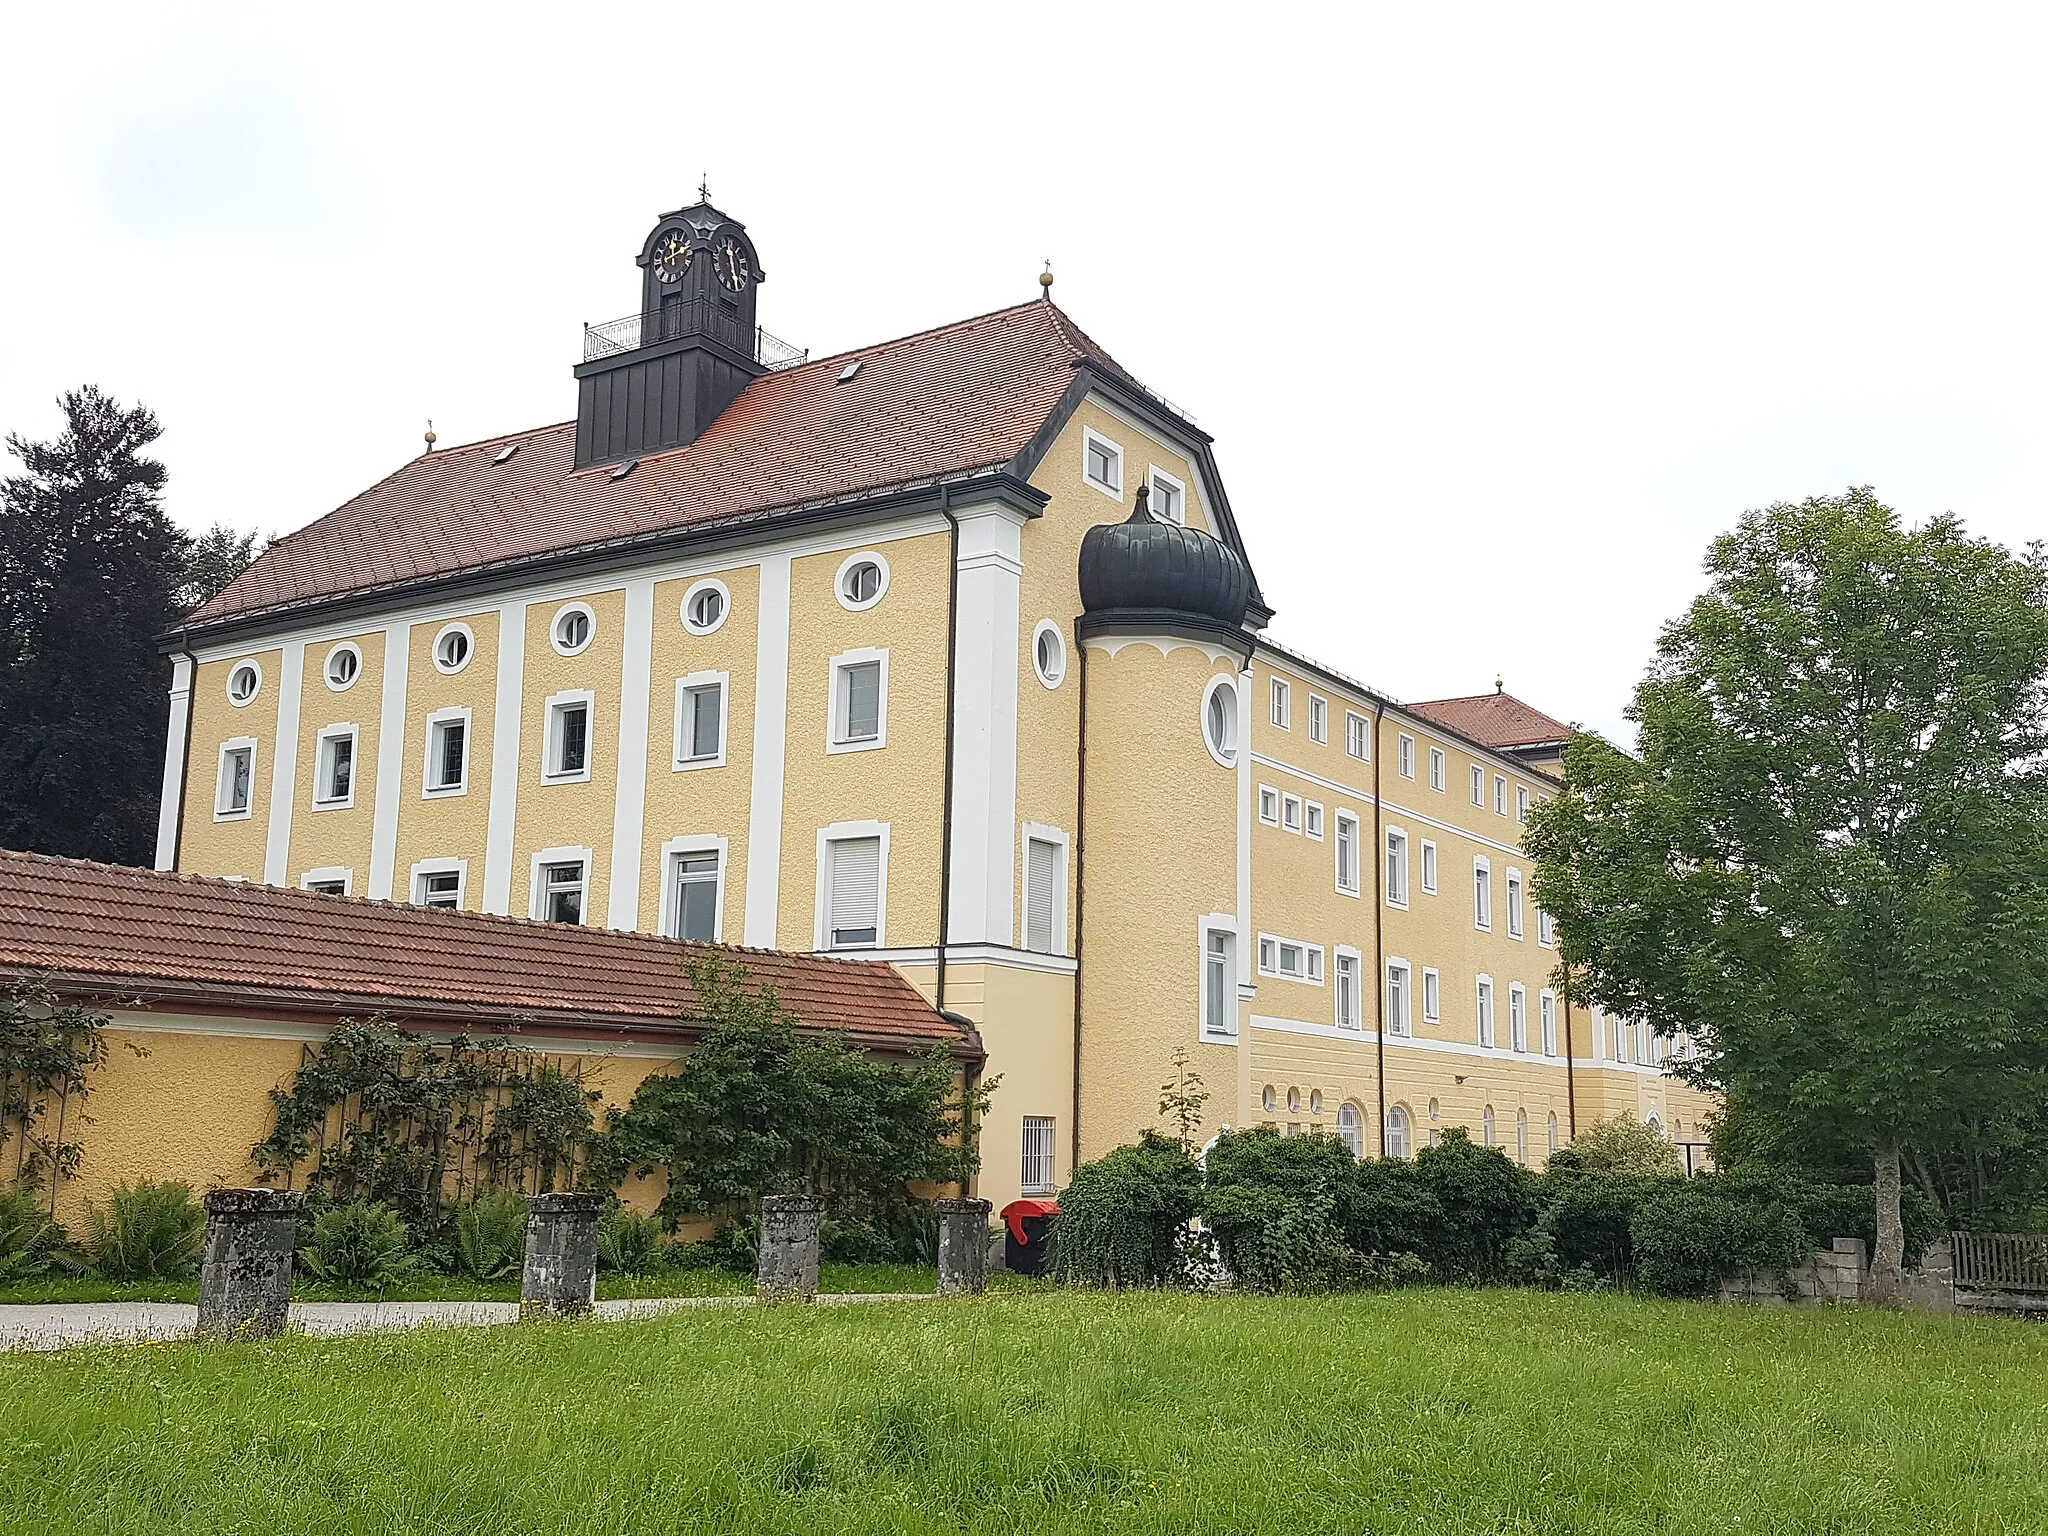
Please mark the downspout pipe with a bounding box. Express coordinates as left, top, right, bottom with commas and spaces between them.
1564, 990, 1578, 1140
1069, 630, 1088, 1179
1371, 698, 1387, 1155
936, 486, 959, 1014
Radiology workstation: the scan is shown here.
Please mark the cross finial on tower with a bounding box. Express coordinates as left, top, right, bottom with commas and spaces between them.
698, 174, 711, 204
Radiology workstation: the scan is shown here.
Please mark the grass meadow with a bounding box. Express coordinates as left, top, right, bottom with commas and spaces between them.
3, 1287, 2045, 1534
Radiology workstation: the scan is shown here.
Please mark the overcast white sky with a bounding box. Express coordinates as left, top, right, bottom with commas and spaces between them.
5, 3, 2045, 741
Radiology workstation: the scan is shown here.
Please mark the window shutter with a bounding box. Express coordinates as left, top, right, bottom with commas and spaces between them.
828, 836, 882, 943
1025, 838, 1058, 952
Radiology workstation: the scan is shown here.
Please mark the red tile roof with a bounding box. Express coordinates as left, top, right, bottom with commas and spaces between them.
0, 850, 973, 1056
1406, 691, 1574, 751
188, 300, 1144, 629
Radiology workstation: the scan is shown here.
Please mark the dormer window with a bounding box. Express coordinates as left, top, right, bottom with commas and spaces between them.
1083, 428, 1123, 497
1148, 468, 1185, 524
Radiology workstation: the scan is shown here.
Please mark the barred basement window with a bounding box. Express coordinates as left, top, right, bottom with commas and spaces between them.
1021, 1116, 1056, 1194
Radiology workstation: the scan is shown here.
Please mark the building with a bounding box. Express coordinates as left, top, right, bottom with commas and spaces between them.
152, 194, 1713, 1209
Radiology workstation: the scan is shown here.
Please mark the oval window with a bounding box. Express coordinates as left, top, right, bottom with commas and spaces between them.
836, 553, 889, 611
1032, 621, 1065, 689
226, 661, 262, 706
434, 624, 473, 674
552, 604, 594, 655
1310, 1089, 1324, 1115
683, 581, 729, 635
1261, 1085, 1276, 1113
1202, 677, 1238, 767
1286, 1087, 1301, 1114
324, 644, 360, 690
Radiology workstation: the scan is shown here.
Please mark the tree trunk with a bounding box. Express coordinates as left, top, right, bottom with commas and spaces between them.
1868, 1144, 1904, 1305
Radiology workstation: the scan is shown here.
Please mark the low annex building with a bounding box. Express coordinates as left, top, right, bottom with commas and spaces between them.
0, 849, 976, 1224
150, 191, 1714, 1210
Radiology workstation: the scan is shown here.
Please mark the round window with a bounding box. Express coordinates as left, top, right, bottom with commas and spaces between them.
552, 603, 594, 655
835, 552, 889, 611
1202, 677, 1239, 767
683, 580, 729, 635
324, 644, 361, 690
1032, 621, 1066, 689
226, 660, 262, 706
1261, 1085, 1276, 1113
434, 624, 473, 674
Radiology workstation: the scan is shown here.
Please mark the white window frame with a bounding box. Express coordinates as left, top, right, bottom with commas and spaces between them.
225, 658, 263, 707
827, 648, 889, 753
1384, 826, 1409, 908
1281, 792, 1303, 834
1517, 784, 1531, 823
550, 601, 596, 658
1021, 1116, 1057, 1195
1334, 946, 1363, 1030
422, 706, 472, 798
1474, 855, 1493, 931
658, 833, 728, 943
215, 737, 258, 820
1338, 1102, 1364, 1158
1494, 774, 1509, 816
1019, 823, 1071, 956
1307, 694, 1328, 744
1334, 811, 1361, 896
1147, 465, 1186, 524
1541, 988, 1559, 1057
1422, 965, 1441, 1024
1032, 620, 1067, 689
542, 689, 596, 784
673, 670, 730, 770
681, 577, 731, 635
1429, 746, 1446, 792
311, 724, 359, 811
1397, 733, 1415, 779
409, 856, 468, 910
1304, 801, 1324, 840
1506, 868, 1525, 939
1477, 975, 1496, 1048
299, 866, 353, 897
1385, 957, 1413, 1037
1202, 675, 1240, 767
1510, 983, 1528, 1053
1471, 763, 1485, 805
1082, 426, 1124, 498
1345, 710, 1370, 760
1538, 905, 1556, 948
1416, 837, 1437, 896
1387, 1104, 1413, 1159
432, 622, 475, 675
834, 551, 892, 613
815, 820, 891, 951
1258, 785, 1280, 825
529, 845, 595, 925
1200, 913, 1239, 1040
1256, 932, 1324, 985
323, 641, 362, 693
1270, 676, 1291, 729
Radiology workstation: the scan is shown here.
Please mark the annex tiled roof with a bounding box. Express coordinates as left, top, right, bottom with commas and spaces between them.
0, 850, 972, 1054
1407, 691, 1574, 751
188, 300, 1147, 629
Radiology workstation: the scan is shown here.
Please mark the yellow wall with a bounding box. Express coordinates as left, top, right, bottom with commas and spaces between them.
179, 646, 283, 878
288, 629, 386, 889
389, 609, 500, 909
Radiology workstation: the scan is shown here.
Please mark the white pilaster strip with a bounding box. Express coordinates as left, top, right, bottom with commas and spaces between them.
153, 655, 194, 870
606, 577, 657, 931
481, 601, 528, 915
945, 504, 1028, 947
1236, 664, 1254, 1014
365, 621, 412, 900
744, 554, 792, 946
262, 640, 305, 887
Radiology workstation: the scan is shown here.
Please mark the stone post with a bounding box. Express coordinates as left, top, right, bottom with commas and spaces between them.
757, 1195, 823, 1301
197, 1187, 304, 1340
521, 1192, 603, 1320
936, 1197, 992, 1295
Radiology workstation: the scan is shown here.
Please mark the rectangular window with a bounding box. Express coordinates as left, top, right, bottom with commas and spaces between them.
1511, 986, 1528, 1052
1494, 775, 1508, 815
1420, 839, 1438, 895
1429, 747, 1446, 792
676, 677, 726, 766
1422, 967, 1441, 1024
546, 696, 592, 780
1477, 978, 1495, 1048
1346, 712, 1369, 760
1282, 793, 1302, 833
1021, 1116, 1056, 1194
825, 834, 883, 948
1538, 906, 1555, 947
1259, 786, 1280, 825
1507, 870, 1525, 938
1517, 785, 1531, 823
1398, 733, 1415, 779
426, 713, 468, 794
1385, 828, 1409, 906
1304, 801, 1323, 839
832, 656, 885, 748
1386, 962, 1411, 1037
1259, 936, 1277, 972
669, 850, 720, 941
415, 868, 463, 909
1203, 926, 1235, 1036
1024, 835, 1062, 954
539, 859, 586, 924
1307, 695, 1328, 744
1270, 677, 1291, 728
1335, 952, 1360, 1029
1258, 935, 1322, 983
217, 741, 255, 818
1474, 858, 1492, 930
1083, 429, 1123, 495
1471, 764, 1485, 804
1147, 467, 1184, 523
314, 728, 356, 808
1335, 813, 1359, 894
1541, 991, 1558, 1057
1279, 942, 1304, 977
303, 877, 347, 897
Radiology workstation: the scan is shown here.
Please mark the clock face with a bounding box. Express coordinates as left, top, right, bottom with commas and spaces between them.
652, 231, 693, 284
713, 234, 751, 293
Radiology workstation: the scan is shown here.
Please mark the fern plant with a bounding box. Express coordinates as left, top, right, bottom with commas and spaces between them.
455, 1192, 529, 1280
298, 1201, 412, 1290
0, 1185, 70, 1281
596, 1205, 665, 1275
85, 1180, 204, 1279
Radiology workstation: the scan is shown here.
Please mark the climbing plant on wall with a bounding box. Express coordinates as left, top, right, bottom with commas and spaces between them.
0, 978, 111, 1202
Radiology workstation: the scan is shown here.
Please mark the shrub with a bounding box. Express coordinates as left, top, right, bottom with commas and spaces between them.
1345, 1157, 1448, 1261
0, 1185, 70, 1281
1537, 1170, 1662, 1282
1203, 1127, 1362, 1293
1630, 1182, 1805, 1298
1413, 1129, 1534, 1279
1568, 1116, 1684, 1177
454, 1192, 529, 1280
85, 1180, 204, 1279
1050, 1132, 1202, 1287
1708, 1168, 1941, 1268
597, 1205, 668, 1275
298, 1201, 412, 1290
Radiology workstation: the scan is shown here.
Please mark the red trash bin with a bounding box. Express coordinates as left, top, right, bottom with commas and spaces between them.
998, 1198, 1060, 1276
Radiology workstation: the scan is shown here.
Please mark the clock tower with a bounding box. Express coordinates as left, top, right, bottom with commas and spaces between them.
573, 195, 771, 470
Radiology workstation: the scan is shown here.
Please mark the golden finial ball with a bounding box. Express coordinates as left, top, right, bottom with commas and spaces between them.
424, 424, 438, 450
1039, 268, 1054, 290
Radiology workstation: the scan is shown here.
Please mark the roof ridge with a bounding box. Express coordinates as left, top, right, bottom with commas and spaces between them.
787, 297, 1067, 373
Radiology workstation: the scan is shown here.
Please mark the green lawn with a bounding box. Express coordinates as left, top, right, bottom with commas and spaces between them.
3, 1288, 2044, 1534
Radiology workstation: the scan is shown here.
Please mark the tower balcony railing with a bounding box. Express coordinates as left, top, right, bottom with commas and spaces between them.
582, 299, 808, 371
